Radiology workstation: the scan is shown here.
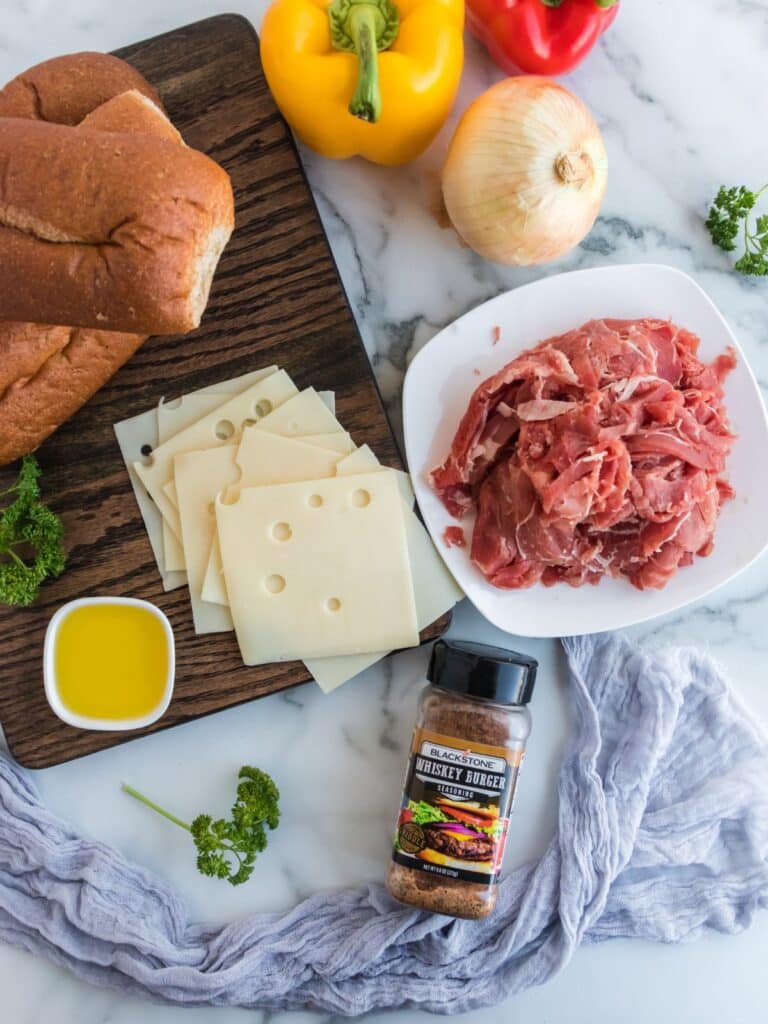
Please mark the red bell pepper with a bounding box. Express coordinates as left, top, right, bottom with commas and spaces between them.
467, 0, 620, 78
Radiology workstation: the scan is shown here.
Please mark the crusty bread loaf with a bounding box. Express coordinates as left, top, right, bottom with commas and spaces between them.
0, 52, 161, 124
0, 118, 234, 335
0, 322, 146, 464
0, 88, 183, 467
0, 52, 234, 465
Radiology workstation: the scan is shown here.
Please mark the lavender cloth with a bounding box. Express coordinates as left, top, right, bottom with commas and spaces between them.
1, 632, 768, 1015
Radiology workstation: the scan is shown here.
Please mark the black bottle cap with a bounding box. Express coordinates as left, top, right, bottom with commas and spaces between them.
427, 639, 537, 706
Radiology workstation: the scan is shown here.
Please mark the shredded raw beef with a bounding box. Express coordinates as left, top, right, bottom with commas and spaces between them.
430, 318, 736, 590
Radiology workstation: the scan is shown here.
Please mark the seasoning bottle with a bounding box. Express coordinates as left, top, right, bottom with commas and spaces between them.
387, 639, 537, 920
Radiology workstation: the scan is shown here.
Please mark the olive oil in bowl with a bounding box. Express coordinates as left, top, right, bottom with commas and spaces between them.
44, 597, 175, 730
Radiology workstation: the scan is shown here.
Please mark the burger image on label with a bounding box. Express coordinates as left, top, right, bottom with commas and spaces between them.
435, 798, 500, 829
416, 799, 501, 872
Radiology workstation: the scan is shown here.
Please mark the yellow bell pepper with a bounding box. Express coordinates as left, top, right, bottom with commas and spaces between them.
260, 0, 464, 166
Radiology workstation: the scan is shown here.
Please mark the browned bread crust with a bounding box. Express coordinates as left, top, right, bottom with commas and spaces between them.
0, 118, 234, 335
0, 323, 145, 464
79, 89, 182, 143
0, 52, 162, 123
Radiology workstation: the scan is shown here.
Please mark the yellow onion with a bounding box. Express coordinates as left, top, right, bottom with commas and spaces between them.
441, 77, 608, 266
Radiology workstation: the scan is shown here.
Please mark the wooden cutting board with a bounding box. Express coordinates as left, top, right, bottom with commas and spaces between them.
0, 14, 450, 769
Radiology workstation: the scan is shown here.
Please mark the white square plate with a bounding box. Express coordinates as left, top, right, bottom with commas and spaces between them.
403, 264, 768, 638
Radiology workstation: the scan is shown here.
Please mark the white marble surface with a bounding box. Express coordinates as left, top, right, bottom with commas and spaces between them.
2, 0, 768, 1020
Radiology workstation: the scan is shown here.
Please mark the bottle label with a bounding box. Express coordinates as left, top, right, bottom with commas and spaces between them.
391, 728, 523, 885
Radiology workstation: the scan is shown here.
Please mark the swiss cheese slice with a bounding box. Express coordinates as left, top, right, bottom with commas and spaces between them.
157, 381, 270, 569
227, 430, 345, 500
157, 365, 280, 571
334, 451, 463, 638
161, 398, 341, 517
202, 443, 379, 605
201, 536, 229, 606
163, 479, 179, 509
333, 445, 384, 476
174, 445, 239, 634
201, 433, 348, 606
115, 368, 317, 590
116, 369, 276, 588
158, 492, 184, 571
316, 391, 336, 416
114, 407, 186, 591
216, 472, 419, 663
306, 446, 463, 692
256, 388, 343, 438
158, 367, 279, 439
299, 432, 356, 455
134, 370, 298, 541
203, 443, 463, 676
334, 445, 412, 503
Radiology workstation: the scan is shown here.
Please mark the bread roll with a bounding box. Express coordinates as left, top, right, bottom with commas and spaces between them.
0, 52, 161, 124
0, 322, 146, 464
0, 118, 234, 334
79, 89, 182, 143
0, 89, 183, 467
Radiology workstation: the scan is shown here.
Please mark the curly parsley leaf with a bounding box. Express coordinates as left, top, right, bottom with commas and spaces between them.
706, 183, 768, 276
123, 766, 280, 887
0, 455, 66, 607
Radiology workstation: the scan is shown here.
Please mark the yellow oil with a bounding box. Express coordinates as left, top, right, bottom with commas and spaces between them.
54, 603, 169, 721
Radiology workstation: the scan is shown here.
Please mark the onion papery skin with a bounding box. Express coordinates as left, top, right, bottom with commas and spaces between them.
442, 76, 608, 266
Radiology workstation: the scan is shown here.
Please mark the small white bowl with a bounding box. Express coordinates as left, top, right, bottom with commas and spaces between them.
44, 596, 175, 731
403, 264, 768, 638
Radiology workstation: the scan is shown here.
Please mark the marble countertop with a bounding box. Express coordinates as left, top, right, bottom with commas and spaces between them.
2, 1, 768, 1021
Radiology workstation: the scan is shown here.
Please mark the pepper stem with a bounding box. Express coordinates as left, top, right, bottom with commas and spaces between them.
348, 7, 382, 122
328, 0, 400, 124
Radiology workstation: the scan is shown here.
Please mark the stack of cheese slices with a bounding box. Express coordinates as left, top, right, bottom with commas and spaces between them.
116, 367, 462, 692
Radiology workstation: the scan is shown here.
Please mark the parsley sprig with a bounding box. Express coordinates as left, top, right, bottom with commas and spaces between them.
0, 456, 66, 607
123, 766, 280, 886
706, 183, 768, 276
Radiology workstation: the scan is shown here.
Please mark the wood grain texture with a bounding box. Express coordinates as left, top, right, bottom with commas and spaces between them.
0, 15, 450, 769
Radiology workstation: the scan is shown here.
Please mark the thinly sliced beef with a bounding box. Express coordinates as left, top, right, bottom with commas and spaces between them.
431, 318, 736, 591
